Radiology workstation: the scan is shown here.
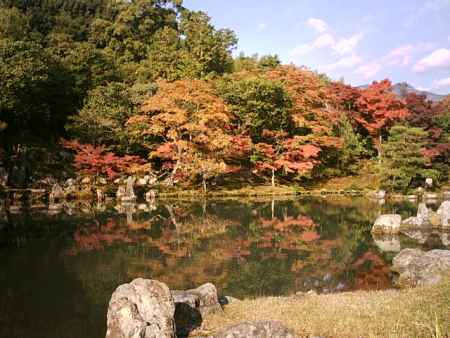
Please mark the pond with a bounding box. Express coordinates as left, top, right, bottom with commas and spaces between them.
0, 196, 449, 338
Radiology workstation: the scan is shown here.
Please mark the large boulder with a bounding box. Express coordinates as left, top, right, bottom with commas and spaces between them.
401, 203, 431, 229
172, 283, 222, 336
391, 249, 450, 288
437, 201, 450, 229
106, 278, 176, 338
371, 214, 402, 235
172, 283, 221, 317
210, 321, 297, 338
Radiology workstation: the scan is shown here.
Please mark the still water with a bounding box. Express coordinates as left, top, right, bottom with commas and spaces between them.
0, 196, 448, 338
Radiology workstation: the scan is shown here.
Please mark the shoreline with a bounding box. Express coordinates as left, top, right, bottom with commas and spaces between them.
193, 275, 450, 337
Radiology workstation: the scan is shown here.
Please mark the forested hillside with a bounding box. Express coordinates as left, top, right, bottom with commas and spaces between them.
0, 0, 449, 193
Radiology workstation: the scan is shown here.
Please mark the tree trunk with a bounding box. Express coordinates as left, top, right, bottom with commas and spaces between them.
271, 198, 275, 219
202, 176, 207, 194
377, 135, 383, 163
271, 169, 275, 188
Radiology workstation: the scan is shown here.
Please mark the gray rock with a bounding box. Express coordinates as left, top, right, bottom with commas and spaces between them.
401, 230, 430, 244
210, 321, 297, 338
437, 201, 450, 228
372, 214, 402, 235
106, 278, 176, 338
121, 176, 136, 202
172, 283, 221, 337
391, 248, 450, 288
402, 203, 431, 229
49, 183, 64, 204
172, 283, 222, 317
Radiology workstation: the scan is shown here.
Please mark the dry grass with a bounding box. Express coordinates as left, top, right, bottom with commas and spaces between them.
193, 276, 450, 338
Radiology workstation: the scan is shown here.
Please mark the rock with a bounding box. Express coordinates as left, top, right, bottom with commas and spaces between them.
219, 296, 241, 306
376, 190, 386, 199
106, 278, 176, 338
121, 176, 136, 202
172, 283, 221, 337
96, 189, 105, 203
138, 203, 149, 212
81, 177, 91, 185
64, 183, 77, 197
49, 183, 65, 204
441, 233, 450, 246
146, 190, 157, 202
391, 249, 450, 288
371, 214, 402, 235
401, 203, 431, 229
437, 201, 450, 228
210, 321, 297, 338
373, 235, 401, 252
116, 186, 126, 200
401, 230, 430, 244
443, 191, 450, 200
172, 283, 221, 317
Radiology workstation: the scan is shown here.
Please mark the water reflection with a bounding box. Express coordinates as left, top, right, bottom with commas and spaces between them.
0, 196, 449, 338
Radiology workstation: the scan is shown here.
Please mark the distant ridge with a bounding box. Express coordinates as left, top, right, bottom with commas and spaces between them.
358, 82, 445, 102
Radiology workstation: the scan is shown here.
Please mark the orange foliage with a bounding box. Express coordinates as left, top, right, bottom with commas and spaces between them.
354, 79, 409, 149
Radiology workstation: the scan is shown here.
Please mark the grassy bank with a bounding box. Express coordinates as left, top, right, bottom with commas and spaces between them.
157, 184, 367, 199
194, 276, 450, 338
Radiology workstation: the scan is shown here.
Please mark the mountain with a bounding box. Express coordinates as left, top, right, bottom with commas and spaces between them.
358, 82, 445, 102
391, 82, 444, 102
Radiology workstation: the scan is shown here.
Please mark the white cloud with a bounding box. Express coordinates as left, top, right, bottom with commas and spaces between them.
289, 44, 313, 56
384, 45, 414, 66
355, 62, 382, 79
323, 54, 363, 71
312, 33, 335, 48
413, 48, 450, 72
307, 18, 329, 33
289, 33, 335, 57
333, 33, 364, 55
257, 23, 268, 32
434, 76, 450, 88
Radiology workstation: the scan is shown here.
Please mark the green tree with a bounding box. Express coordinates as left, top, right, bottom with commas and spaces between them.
179, 10, 237, 77
0, 39, 73, 146
336, 116, 370, 174
217, 76, 293, 141
380, 125, 438, 192
67, 82, 140, 152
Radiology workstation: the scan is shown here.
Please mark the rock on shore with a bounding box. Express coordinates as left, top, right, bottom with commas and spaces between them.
106, 278, 176, 338
392, 248, 450, 288
106, 279, 298, 338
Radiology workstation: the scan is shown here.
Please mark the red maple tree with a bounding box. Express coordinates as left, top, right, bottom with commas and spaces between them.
354, 79, 409, 156
62, 139, 144, 179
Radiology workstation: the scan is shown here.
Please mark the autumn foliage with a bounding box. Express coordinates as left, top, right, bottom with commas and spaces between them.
60, 64, 450, 191
61, 139, 144, 179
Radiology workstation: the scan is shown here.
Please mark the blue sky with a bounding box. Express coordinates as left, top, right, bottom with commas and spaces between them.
184, 0, 450, 94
